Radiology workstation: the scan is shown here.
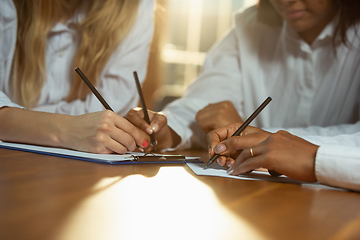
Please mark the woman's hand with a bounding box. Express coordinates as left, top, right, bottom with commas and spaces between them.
196, 101, 243, 133
207, 123, 271, 168
229, 131, 319, 182
62, 110, 149, 154
0, 108, 149, 154
125, 107, 181, 150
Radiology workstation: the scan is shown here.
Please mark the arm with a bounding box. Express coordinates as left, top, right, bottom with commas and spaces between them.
32, 0, 155, 116
0, 107, 150, 154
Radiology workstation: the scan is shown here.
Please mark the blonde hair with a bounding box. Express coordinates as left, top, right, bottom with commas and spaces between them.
12, 0, 140, 108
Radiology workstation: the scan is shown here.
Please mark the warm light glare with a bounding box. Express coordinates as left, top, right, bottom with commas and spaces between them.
55, 167, 264, 240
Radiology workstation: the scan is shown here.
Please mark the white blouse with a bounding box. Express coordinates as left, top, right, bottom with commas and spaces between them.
162, 6, 360, 191
163, 6, 360, 150
0, 0, 154, 117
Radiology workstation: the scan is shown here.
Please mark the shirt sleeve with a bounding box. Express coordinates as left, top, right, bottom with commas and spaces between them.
32, 0, 154, 116
0, 0, 23, 109
266, 121, 360, 137
315, 143, 360, 192
163, 26, 243, 150
295, 132, 360, 191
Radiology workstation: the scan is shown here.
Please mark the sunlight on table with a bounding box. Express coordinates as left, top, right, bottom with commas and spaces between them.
55, 167, 265, 240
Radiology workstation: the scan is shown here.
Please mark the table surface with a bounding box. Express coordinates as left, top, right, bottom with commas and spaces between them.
1, 147, 360, 240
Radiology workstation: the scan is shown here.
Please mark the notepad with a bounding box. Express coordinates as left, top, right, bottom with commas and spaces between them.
0, 140, 200, 164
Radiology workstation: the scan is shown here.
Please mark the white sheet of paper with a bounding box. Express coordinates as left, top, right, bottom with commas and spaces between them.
0, 140, 199, 162
187, 162, 342, 191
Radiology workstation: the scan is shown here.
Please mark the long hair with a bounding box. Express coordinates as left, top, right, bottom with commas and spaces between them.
257, 0, 360, 46
12, 0, 139, 108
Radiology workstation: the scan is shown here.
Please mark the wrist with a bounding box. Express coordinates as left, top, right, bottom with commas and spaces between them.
157, 126, 181, 150
47, 113, 72, 148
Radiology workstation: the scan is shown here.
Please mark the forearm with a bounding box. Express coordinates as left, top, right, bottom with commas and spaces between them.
0, 107, 69, 147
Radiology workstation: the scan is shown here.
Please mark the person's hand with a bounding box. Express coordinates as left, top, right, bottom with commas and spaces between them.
207, 123, 271, 168
62, 110, 149, 154
229, 131, 319, 182
125, 107, 181, 150
196, 101, 243, 133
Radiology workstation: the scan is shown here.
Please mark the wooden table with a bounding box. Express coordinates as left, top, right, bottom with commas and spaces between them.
1, 147, 360, 240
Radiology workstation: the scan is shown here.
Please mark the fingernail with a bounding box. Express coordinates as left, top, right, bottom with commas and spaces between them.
226, 162, 232, 168
152, 123, 159, 132
214, 144, 226, 154
143, 140, 148, 148
208, 148, 212, 156
216, 158, 222, 165
147, 128, 153, 135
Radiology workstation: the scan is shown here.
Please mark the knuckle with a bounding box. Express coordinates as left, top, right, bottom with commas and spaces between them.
102, 110, 114, 119
123, 137, 135, 149
94, 133, 107, 144
195, 113, 201, 122
157, 112, 168, 124
223, 101, 231, 107
98, 122, 111, 132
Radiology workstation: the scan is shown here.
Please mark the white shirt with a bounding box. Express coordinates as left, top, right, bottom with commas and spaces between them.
0, 0, 154, 116
303, 134, 360, 192
163, 7, 360, 191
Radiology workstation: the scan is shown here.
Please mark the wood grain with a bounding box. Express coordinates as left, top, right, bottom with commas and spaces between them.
0, 148, 359, 240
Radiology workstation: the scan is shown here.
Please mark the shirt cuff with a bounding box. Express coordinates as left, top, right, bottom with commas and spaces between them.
315, 144, 360, 192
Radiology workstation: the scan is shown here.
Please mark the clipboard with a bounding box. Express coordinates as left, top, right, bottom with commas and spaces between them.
0, 141, 201, 165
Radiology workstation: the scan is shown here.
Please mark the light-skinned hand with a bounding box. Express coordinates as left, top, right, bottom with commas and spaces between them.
62, 110, 149, 154
125, 107, 181, 150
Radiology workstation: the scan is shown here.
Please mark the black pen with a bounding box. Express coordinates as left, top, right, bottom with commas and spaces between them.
133, 71, 157, 151
204, 97, 272, 170
75, 67, 114, 111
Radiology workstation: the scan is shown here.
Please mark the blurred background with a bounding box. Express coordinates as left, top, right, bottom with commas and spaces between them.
143, 0, 258, 110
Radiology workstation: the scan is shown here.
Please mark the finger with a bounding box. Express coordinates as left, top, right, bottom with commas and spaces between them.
225, 158, 235, 168
231, 143, 266, 170
230, 155, 265, 176
125, 108, 152, 135
114, 117, 149, 149
207, 123, 242, 154
215, 155, 227, 166
219, 133, 267, 156
104, 135, 130, 154
207, 130, 223, 156
149, 112, 167, 133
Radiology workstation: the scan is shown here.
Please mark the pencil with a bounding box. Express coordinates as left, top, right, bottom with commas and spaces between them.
133, 71, 157, 151
204, 97, 272, 169
74, 67, 114, 111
